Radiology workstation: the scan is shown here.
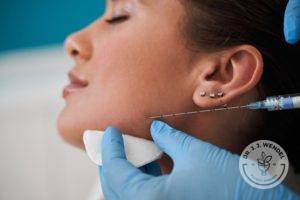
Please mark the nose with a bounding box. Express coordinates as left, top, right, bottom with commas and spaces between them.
65, 30, 93, 62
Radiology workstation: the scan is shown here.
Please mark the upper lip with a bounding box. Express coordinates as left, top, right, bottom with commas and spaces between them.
68, 71, 89, 87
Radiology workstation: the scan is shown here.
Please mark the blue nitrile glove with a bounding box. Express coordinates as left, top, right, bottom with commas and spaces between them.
284, 0, 300, 44
99, 120, 300, 200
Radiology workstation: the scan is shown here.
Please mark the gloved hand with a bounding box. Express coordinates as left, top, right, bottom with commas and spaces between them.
284, 0, 300, 44
99, 120, 300, 200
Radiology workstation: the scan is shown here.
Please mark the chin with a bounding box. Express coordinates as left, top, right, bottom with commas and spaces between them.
56, 109, 86, 149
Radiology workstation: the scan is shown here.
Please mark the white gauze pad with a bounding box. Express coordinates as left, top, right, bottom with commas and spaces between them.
83, 130, 163, 167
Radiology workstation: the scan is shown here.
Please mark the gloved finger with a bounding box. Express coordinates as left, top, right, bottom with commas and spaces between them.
101, 126, 127, 163
150, 120, 238, 168
138, 161, 162, 176
150, 120, 198, 163
98, 166, 119, 200
284, 0, 300, 44
101, 126, 153, 194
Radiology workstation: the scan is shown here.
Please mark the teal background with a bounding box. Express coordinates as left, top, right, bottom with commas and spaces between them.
0, 0, 104, 52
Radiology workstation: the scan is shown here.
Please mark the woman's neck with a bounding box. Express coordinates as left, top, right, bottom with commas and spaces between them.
157, 154, 173, 174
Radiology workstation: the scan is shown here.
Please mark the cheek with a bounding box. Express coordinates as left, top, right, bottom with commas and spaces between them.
57, 25, 194, 148
92, 34, 191, 114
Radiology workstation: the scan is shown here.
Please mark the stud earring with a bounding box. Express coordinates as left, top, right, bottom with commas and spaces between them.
201, 91, 224, 98
217, 92, 224, 97
199, 91, 206, 97
209, 93, 216, 98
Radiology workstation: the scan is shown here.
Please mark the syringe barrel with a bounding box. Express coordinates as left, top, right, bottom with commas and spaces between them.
266, 95, 300, 111
292, 96, 300, 108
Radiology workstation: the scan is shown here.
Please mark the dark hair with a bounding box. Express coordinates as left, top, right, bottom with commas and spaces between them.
181, 0, 300, 172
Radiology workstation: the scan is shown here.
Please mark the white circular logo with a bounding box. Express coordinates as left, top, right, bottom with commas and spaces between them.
239, 140, 289, 189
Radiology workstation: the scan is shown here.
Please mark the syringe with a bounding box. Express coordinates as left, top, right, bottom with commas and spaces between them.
147, 93, 300, 119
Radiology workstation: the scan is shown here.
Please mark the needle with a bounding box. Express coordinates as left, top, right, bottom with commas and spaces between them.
147, 105, 249, 119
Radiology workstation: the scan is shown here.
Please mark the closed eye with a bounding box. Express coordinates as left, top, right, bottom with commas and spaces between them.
105, 15, 129, 24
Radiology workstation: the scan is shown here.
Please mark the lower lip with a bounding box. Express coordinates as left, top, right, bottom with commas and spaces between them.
62, 84, 85, 98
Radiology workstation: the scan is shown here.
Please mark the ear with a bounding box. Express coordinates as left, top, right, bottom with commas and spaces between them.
192, 45, 263, 108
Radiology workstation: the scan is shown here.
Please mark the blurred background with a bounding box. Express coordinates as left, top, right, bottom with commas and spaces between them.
1, 1, 299, 200
0, 1, 104, 199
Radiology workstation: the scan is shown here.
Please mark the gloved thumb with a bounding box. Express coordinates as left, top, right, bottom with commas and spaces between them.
150, 120, 199, 163
101, 126, 152, 194
150, 120, 238, 168
284, 0, 300, 44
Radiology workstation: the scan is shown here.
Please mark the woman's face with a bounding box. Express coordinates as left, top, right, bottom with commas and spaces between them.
57, 0, 199, 148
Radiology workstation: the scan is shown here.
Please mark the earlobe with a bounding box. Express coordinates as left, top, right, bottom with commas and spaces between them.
192, 45, 263, 108
193, 89, 227, 108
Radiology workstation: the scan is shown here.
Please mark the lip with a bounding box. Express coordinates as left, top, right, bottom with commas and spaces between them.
62, 83, 85, 98
62, 71, 88, 99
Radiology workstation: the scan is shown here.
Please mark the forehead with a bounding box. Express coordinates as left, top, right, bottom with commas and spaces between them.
105, 0, 148, 5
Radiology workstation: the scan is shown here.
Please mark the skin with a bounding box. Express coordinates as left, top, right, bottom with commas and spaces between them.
57, 0, 264, 173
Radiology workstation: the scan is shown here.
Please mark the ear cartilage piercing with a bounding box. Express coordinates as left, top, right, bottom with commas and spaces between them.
200, 91, 206, 97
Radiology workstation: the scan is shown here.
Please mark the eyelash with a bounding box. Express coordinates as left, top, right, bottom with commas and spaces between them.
105, 15, 129, 24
